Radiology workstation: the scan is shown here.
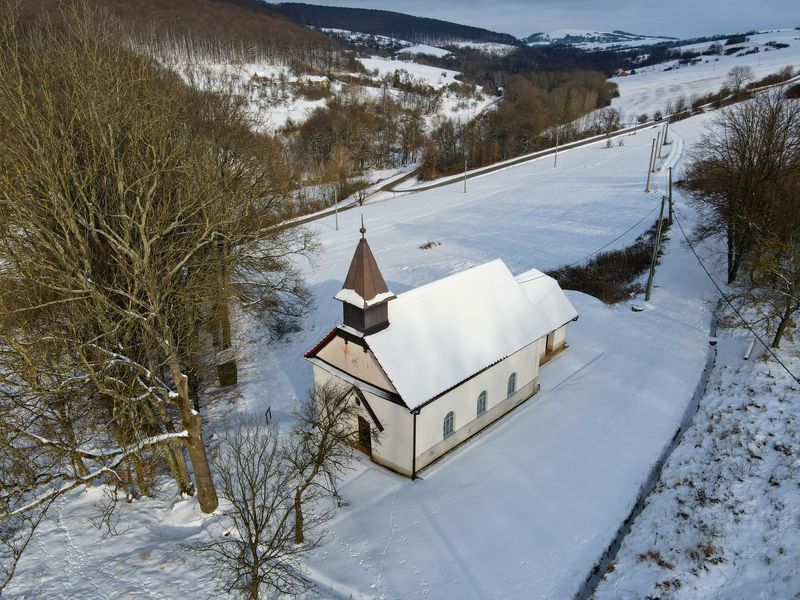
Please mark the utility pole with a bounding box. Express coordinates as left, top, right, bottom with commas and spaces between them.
334, 189, 339, 231
668, 166, 674, 225
553, 127, 559, 167
655, 131, 663, 162
645, 138, 656, 192
663, 121, 670, 146
645, 196, 667, 302
464, 156, 468, 193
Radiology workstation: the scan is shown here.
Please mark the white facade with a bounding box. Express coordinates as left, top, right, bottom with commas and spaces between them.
306, 256, 577, 478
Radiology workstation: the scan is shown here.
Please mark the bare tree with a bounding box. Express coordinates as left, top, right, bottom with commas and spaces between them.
748, 233, 800, 347
683, 90, 800, 282
727, 65, 755, 92
287, 383, 367, 545
193, 384, 366, 599
193, 417, 312, 599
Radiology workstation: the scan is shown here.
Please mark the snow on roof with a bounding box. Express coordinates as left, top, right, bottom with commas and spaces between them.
365, 260, 576, 410
334, 288, 395, 308
516, 268, 579, 334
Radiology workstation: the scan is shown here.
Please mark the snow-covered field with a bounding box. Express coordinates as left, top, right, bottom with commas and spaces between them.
355, 55, 495, 121
611, 29, 800, 120
175, 51, 491, 133
444, 40, 517, 55
396, 43, 452, 58
356, 56, 460, 86
7, 108, 734, 598
527, 29, 674, 50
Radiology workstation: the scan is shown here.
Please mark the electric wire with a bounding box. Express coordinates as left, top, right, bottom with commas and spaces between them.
672, 211, 800, 385
515, 200, 663, 285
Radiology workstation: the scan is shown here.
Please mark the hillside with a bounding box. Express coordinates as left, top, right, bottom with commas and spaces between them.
608, 29, 800, 121
526, 29, 676, 50
267, 2, 521, 46
18, 0, 342, 64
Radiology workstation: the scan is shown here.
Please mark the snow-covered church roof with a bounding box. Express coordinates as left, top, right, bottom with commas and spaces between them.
363, 260, 577, 410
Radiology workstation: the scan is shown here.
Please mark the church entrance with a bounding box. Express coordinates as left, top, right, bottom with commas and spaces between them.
356, 415, 372, 455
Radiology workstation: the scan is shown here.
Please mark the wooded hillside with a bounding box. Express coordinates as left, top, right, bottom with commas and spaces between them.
268, 2, 520, 46
18, 0, 347, 68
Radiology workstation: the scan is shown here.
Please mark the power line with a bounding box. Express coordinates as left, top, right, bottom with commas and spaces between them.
672, 211, 800, 386
516, 201, 662, 286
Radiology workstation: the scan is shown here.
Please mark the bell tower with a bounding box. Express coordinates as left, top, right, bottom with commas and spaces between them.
334, 220, 395, 334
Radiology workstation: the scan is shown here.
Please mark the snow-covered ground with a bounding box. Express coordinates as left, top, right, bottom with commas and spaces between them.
319, 27, 516, 57
611, 29, 800, 120
7, 107, 732, 598
173, 51, 491, 133
444, 40, 517, 55
593, 331, 800, 599
356, 56, 461, 87
396, 43, 452, 58
527, 29, 674, 50
356, 55, 494, 122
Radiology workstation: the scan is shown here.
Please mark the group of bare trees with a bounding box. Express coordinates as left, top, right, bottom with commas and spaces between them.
421, 71, 617, 178
684, 89, 800, 347
195, 383, 365, 599
290, 85, 429, 195
0, 2, 320, 588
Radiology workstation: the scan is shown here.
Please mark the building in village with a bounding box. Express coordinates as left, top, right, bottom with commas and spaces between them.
305, 225, 578, 478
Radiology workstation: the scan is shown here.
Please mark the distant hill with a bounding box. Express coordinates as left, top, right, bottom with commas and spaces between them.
526, 29, 676, 48
267, 2, 521, 47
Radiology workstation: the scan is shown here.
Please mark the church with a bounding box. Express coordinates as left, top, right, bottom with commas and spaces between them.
305, 225, 578, 478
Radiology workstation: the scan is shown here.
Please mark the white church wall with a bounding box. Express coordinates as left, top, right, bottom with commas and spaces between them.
552, 325, 567, 349
414, 338, 543, 471
311, 364, 414, 476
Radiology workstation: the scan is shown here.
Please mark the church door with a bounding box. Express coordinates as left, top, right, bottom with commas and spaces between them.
357, 416, 372, 455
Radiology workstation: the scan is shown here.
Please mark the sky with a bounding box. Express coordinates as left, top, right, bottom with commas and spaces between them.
275, 0, 799, 39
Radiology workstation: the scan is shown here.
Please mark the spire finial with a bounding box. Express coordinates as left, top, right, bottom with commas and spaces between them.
360, 215, 366, 238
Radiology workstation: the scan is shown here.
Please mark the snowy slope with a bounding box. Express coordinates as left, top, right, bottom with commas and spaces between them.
593, 333, 800, 599
7, 111, 725, 599
611, 29, 800, 121
527, 29, 675, 50
396, 43, 452, 58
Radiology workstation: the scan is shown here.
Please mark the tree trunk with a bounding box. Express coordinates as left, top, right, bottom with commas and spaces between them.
771, 303, 793, 348
248, 574, 260, 600
727, 223, 736, 284
171, 364, 218, 513
294, 488, 304, 544
134, 456, 151, 497
728, 251, 742, 284
59, 412, 90, 481
188, 367, 201, 413
183, 414, 217, 513
147, 400, 194, 496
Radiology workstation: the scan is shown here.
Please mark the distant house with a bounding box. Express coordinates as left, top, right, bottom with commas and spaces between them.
305, 227, 578, 477
615, 69, 630, 77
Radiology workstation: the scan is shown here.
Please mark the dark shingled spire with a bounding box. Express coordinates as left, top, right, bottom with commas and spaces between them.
341, 238, 391, 308
336, 220, 395, 333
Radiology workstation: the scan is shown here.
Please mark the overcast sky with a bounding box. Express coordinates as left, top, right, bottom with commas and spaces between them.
278, 0, 798, 39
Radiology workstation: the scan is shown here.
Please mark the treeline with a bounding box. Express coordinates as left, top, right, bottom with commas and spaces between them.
280, 82, 436, 211
19, 0, 356, 71
421, 71, 619, 178
269, 3, 520, 46
683, 89, 800, 348
0, 4, 329, 588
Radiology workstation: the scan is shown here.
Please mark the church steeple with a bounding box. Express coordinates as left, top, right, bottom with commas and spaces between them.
335, 220, 395, 334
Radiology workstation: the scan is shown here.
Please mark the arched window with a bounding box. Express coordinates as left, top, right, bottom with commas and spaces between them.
443, 411, 455, 439
477, 391, 487, 416
507, 373, 517, 397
